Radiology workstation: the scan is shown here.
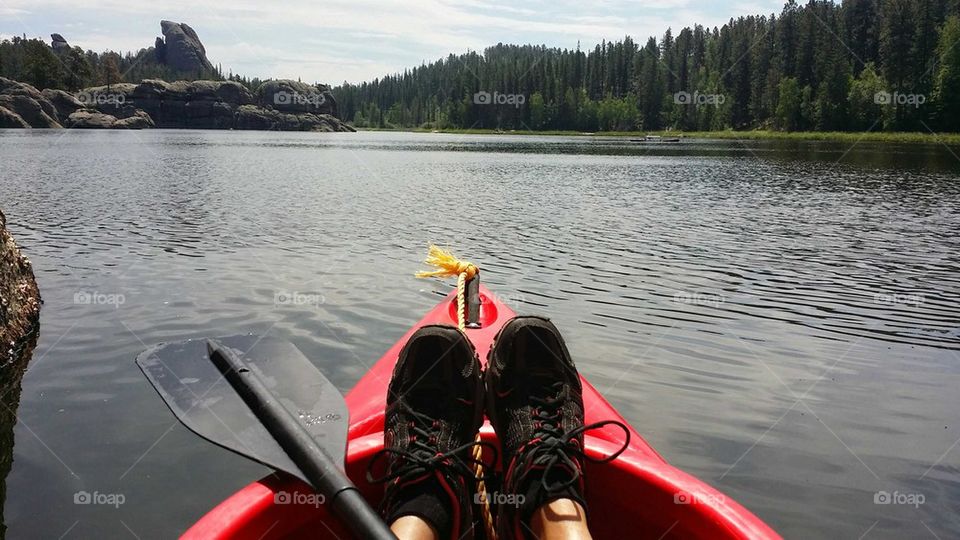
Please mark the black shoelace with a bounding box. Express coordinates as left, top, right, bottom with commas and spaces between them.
367, 403, 498, 490
510, 381, 631, 495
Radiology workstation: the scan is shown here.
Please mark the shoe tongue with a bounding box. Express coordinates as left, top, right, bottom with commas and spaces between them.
408, 382, 447, 415
527, 359, 563, 398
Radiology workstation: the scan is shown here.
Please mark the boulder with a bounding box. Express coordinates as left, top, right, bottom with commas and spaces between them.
41, 89, 86, 119
159, 21, 214, 73
0, 77, 60, 121
234, 104, 278, 130
77, 83, 137, 104
214, 81, 255, 106
114, 110, 155, 129
0, 207, 41, 365
0, 107, 29, 128
65, 110, 119, 128
0, 95, 61, 128
167, 80, 217, 100
132, 79, 171, 99
50, 33, 69, 51
256, 79, 336, 115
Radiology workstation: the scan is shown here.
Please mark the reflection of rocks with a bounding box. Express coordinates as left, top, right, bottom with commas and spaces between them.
0, 208, 40, 540
0, 77, 353, 132
0, 330, 34, 540
158, 21, 214, 73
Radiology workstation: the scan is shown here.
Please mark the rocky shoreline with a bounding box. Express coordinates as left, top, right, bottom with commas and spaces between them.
0, 208, 40, 540
0, 77, 355, 132
0, 209, 40, 368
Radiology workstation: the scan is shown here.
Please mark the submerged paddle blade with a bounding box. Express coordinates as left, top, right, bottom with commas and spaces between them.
135, 335, 349, 485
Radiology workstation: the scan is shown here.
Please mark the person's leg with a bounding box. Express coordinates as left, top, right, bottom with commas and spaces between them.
528, 499, 591, 539
486, 316, 627, 539
390, 515, 440, 540
366, 325, 485, 540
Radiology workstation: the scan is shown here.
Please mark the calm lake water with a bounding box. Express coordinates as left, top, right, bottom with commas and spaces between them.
1, 130, 959, 539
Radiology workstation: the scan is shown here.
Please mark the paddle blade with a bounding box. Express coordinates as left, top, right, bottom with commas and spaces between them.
135, 335, 349, 485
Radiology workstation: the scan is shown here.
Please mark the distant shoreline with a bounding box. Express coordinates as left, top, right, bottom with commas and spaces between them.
360, 128, 960, 145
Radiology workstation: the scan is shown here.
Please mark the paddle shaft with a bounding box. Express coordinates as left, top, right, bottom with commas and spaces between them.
208, 343, 396, 540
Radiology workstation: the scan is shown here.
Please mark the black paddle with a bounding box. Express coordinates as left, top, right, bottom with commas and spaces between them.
136, 334, 395, 539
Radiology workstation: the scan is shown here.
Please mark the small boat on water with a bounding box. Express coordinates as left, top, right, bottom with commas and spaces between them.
163, 282, 778, 539
631, 135, 682, 143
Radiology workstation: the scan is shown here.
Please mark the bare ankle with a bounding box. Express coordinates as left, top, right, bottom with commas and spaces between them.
527, 498, 592, 540
390, 515, 440, 540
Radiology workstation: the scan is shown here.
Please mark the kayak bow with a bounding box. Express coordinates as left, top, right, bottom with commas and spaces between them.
182, 285, 781, 539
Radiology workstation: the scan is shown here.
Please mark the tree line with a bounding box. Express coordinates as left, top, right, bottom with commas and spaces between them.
334, 0, 960, 132
0, 35, 243, 90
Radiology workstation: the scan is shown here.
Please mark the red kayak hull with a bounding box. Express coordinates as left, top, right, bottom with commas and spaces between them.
184, 287, 780, 539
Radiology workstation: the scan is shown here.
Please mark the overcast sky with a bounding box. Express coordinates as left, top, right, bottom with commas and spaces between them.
1, 0, 786, 84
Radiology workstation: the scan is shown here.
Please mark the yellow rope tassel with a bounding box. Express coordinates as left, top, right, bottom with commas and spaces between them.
415, 244, 478, 282
416, 245, 496, 540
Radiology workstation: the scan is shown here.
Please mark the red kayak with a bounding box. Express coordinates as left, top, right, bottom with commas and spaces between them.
184, 286, 780, 539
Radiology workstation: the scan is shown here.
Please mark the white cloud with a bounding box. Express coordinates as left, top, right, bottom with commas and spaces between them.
0, 0, 789, 83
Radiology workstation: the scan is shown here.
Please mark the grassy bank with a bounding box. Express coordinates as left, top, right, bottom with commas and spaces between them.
373, 127, 960, 144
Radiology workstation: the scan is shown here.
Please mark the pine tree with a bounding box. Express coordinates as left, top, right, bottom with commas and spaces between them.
933, 16, 960, 129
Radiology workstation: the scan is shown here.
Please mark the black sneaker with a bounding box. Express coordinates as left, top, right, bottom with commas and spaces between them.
367, 325, 487, 540
485, 316, 629, 539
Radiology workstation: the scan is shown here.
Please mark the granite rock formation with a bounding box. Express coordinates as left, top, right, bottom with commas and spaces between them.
41, 88, 87, 119
158, 21, 214, 73
79, 79, 353, 131
50, 33, 69, 51
0, 77, 353, 132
